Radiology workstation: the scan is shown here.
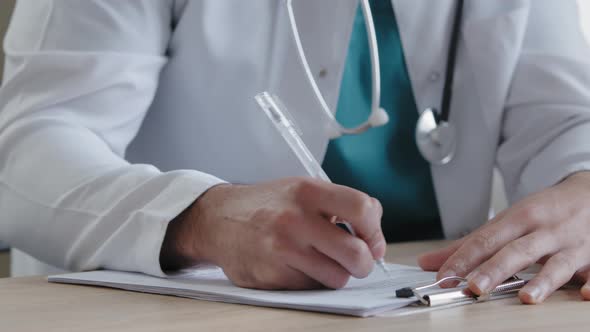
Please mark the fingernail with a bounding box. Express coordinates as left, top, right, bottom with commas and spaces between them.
438, 270, 457, 288
440, 269, 456, 279
371, 240, 386, 259
470, 274, 491, 294
523, 287, 542, 303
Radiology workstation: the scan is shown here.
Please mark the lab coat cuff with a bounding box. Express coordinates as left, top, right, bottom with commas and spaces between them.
140, 171, 227, 277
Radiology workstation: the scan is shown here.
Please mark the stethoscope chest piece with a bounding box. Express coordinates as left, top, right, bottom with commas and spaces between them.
415, 108, 457, 165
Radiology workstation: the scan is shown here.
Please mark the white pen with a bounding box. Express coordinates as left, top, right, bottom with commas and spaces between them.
255, 92, 391, 278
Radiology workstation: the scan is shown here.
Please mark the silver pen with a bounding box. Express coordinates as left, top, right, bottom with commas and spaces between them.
255, 92, 391, 278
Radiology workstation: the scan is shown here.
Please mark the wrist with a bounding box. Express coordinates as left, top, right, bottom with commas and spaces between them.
159, 184, 232, 271
564, 171, 590, 186
159, 199, 201, 271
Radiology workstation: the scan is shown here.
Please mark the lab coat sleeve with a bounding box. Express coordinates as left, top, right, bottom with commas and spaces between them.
497, 0, 590, 203
0, 0, 225, 276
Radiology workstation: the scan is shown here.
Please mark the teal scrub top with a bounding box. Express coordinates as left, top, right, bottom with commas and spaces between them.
322, 0, 443, 242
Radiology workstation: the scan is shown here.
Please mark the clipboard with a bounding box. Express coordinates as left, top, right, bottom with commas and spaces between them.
395, 275, 529, 307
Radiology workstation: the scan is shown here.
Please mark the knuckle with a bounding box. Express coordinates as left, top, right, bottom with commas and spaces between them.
469, 231, 497, 252
555, 223, 584, 249
290, 177, 317, 201
519, 203, 546, 225
351, 192, 374, 220
448, 259, 469, 276
485, 256, 511, 280
507, 239, 537, 263
551, 254, 577, 273
535, 273, 557, 290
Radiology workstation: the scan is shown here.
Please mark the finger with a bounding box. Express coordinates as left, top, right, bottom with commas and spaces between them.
229, 262, 321, 290
467, 230, 558, 295
266, 265, 324, 290
488, 208, 510, 225
297, 180, 385, 258
302, 215, 374, 279
437, 213, 530, 281
519, 250, 580, 304
576, 267, 590, 300
287, 246, 351, 289
419, 210, 510, 279
418, 238, 466, 272
284, 268, 324, 290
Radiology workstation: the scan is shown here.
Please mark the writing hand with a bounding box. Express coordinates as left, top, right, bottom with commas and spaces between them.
161, 177, 386, 290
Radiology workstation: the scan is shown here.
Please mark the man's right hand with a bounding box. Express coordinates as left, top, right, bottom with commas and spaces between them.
160, 177, 385, 290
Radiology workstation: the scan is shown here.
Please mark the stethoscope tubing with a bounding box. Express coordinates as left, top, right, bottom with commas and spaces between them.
286, 0, 385, 137
440, 0, 465, 123
287, 0, 465, 164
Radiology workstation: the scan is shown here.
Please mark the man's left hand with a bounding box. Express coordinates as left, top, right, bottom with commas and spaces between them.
419, 171, 590, 304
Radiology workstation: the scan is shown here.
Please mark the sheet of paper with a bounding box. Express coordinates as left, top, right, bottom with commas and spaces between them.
48, 264, 436, 317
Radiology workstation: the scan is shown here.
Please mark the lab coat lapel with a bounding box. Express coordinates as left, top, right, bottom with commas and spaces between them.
393, 0, 531, 238
271, 0, 357, 161
392, 0, 465, 236
392, 0, 457, 116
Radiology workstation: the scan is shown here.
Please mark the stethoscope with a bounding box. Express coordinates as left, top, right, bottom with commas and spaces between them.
286, 0, 465, 165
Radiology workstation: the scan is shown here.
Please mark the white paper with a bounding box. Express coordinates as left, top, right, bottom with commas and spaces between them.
48, 264, 436, 317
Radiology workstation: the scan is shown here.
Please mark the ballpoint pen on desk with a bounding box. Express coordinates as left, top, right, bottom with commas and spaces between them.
255, 91, 392, 278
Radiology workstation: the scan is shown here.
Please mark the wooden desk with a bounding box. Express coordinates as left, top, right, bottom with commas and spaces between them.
1, 241, 588, 332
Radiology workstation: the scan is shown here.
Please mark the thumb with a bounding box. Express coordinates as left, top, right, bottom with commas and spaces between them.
577, 269, 590, 301
418, 239, 464, 272
582, 282, 590, 301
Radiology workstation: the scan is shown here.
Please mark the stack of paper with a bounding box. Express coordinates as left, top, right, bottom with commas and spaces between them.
49, 264, 439, 317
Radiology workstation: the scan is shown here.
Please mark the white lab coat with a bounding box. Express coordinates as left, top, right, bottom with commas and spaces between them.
1, 0, 590, 277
